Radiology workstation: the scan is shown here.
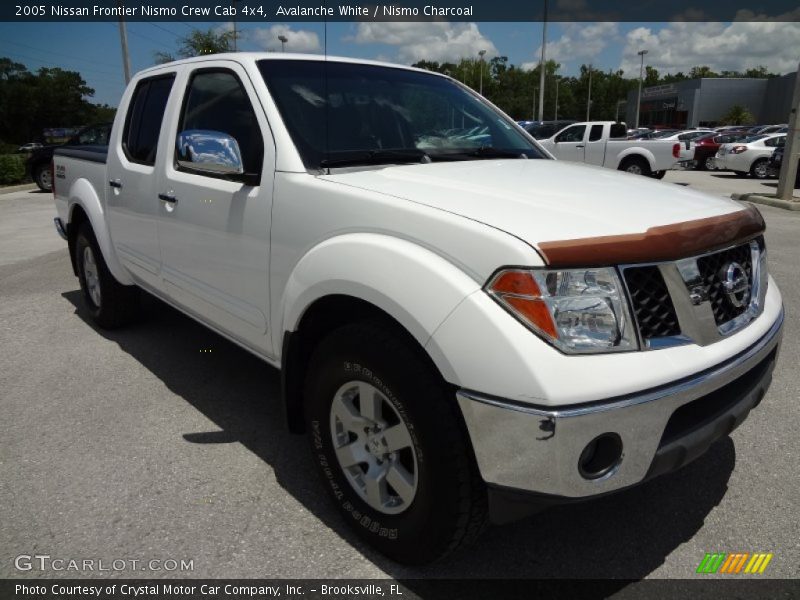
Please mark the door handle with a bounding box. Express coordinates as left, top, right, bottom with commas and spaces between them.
158, 193, 177, 204
109, 180, 122, 188
576, 145, 585, 148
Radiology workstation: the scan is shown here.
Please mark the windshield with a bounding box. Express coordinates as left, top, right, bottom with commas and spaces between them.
257, 59, 546, 169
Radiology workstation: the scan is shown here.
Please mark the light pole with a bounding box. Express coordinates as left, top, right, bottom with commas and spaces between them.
554, 77, 559, 121
117, 0, 131, 83
278, 34, 288, 53
537, 0, 548, 122
532, 87, 537, 121
478, 49, 486, 96
586, 64, 593, 121
635, 49, 648, 129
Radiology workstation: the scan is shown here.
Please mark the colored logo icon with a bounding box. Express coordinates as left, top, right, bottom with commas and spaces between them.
696, 552, 773, 574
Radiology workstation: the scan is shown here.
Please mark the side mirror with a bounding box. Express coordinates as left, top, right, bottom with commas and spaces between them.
176, 129, 244, 176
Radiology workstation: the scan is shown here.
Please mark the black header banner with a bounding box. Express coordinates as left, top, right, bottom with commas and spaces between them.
2, 0, 800, 22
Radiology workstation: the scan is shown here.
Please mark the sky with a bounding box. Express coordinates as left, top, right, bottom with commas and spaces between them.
0, 20, 798, 106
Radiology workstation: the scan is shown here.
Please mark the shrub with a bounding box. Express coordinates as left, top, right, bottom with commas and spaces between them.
0, 154, 27, 185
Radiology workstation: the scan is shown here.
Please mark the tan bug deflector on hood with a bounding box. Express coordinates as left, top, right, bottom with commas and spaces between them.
538, 205, 766, 267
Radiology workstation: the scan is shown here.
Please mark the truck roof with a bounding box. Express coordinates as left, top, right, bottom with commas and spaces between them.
137, 52, 446, 79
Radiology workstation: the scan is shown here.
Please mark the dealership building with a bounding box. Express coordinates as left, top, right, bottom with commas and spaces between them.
625, 72, 796, 128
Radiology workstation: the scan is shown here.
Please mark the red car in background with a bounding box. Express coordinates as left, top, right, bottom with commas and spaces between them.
693, 131, 750, 170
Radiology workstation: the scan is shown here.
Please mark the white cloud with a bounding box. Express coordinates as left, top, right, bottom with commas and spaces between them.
248, 25, 321, 53
522, 22, 618, 70
619, 19, 800, 76
347, 22, 498, 64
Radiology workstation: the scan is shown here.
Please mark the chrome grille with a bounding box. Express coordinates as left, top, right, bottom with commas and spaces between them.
697, 243, 754, 325
623, 266, 680, 339
621, 236, 766, 349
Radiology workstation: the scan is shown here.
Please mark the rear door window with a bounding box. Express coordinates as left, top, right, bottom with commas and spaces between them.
589, 124, 604, 141
123, 74, 175, 165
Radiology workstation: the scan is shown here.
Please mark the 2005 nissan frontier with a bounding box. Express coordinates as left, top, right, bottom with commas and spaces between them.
52, 54, 784, 564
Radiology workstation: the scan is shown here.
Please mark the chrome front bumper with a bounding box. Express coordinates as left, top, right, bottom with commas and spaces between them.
457, 309, 783, 499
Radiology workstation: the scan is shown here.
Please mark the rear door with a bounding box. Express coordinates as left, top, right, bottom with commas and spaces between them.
156, 61, 276, 355
550, 124, 587, 162
106, 72, 176, 289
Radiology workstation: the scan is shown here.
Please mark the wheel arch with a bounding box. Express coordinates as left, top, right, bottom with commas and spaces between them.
616, 148, 656, 172
278, 233, 481, 433
66, 179, 133, 285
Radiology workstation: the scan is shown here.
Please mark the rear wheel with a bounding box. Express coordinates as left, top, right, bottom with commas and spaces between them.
619, 157, 651, 177
75, 222, 139, 329
34, 163, 52, 192
304, 320, 487, 564
750, 158, 770, 179
651, 170, 666, 180
704, 156, 717, 171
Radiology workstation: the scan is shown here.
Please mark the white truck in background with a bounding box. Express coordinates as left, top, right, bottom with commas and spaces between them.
538, 121, 688, 178
52, 54, 783, 565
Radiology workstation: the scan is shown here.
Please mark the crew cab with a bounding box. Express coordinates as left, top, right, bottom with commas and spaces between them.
538, 121, 686, 178
53, 54, 784, 564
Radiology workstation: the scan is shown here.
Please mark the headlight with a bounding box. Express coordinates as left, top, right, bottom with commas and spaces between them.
486, 268, 638, 354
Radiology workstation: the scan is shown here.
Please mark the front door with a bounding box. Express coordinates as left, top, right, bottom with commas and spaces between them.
156, 62, 275, 355
550, 124, 587, 162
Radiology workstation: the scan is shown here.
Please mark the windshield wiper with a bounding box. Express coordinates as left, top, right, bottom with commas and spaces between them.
432, 146, 528, 161
319, 149, 430, 170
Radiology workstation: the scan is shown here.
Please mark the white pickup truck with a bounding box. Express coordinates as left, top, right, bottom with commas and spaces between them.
53, 53, 783, 564
538, 121, 688, 178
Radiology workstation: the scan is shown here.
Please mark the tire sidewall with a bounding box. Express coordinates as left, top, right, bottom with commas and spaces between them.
35, 164, 52, 192
75, 227, 102, 319
305, 335, 464, 563
751, 159, 768, 179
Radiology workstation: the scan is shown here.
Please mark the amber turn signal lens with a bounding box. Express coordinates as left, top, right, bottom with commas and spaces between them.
490, 270, 541, 296
488, 270, 558, 340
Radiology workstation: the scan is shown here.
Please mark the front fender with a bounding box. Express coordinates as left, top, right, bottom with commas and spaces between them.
68, 177, 133, 286
279, 233, 481, 374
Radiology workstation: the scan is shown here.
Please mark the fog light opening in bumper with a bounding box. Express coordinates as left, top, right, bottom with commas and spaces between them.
578, 433, 623, 480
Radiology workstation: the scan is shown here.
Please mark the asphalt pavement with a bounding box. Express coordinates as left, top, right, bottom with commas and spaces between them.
0, 176, 798, 583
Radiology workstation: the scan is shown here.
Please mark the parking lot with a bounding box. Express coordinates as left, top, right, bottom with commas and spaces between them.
0, 172, 798, 583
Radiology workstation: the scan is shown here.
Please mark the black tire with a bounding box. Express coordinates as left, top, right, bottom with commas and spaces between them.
651, 170, 666, 179
619, 156, 651, 177
750, 158, 770, 179
304, 320, 487, 564
75, 222, 139, 329
34, 163, 52, 192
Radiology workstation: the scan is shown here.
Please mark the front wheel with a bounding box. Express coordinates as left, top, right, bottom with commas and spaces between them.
704, 156, 717, 171
304, 320, 487, 564
75, 223, 139, 329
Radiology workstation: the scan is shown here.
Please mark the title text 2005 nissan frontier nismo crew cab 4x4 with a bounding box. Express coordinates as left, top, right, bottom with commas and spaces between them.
52, 54, 784, 564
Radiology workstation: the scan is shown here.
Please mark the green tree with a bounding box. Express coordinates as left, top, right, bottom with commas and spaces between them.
0, 59, 104, 143
155, 28, 237, 63
720, 104, 755, 125
689, 65, 719, 78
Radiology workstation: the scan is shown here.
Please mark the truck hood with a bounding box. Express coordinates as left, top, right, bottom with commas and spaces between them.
319, 159, 744, 248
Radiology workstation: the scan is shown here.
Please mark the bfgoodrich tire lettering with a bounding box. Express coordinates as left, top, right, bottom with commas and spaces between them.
304, 320, 487, 564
